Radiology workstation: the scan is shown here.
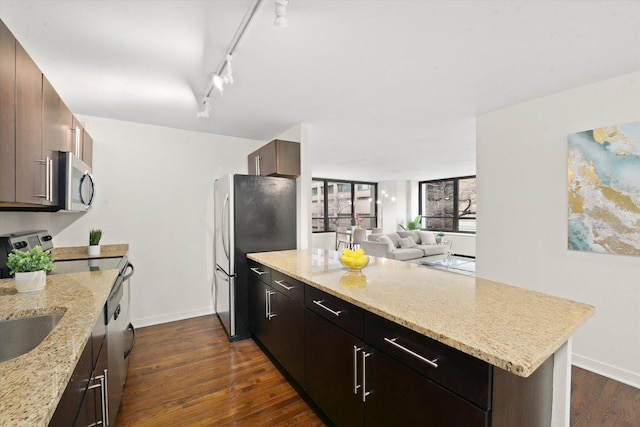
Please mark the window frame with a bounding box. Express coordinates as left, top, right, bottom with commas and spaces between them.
312, 178, 378, 233
418, 175, 476, 234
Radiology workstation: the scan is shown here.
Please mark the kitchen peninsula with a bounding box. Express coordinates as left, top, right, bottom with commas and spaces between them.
248, 249, 595, 426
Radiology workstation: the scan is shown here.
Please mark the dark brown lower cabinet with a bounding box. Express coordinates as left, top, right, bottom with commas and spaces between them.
248, 266, 305, 386
365, 349, 488, 426
49, 308, 109, 427
305, 310, 364, 426
248, 263, 552, 427
48, 339, 92, 426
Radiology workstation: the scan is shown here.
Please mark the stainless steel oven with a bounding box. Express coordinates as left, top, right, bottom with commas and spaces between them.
58, 151, 95, 211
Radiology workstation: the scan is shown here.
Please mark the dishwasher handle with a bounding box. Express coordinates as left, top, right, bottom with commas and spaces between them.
122, 262, 135, 281
124, 322, 136, 359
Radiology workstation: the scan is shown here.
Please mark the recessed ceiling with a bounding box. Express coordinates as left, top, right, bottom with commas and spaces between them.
1, 0, 638, 181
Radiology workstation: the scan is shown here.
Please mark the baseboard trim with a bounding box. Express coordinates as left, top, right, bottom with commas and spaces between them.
573, 353, 640, 389
133, 306, 214, 328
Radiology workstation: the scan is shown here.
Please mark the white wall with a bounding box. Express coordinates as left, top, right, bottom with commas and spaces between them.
0, 116, 263, 327
477, 71, 640, 388
275, 123, 312, 250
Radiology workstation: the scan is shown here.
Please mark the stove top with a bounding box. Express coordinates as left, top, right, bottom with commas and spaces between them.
52, 257, 127, 275
0, 229, 127, 278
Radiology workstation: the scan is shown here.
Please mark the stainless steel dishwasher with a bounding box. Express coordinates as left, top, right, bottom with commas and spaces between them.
106, 261, 135, 425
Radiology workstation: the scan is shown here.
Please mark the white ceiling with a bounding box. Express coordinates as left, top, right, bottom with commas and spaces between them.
1, 1, 639, 182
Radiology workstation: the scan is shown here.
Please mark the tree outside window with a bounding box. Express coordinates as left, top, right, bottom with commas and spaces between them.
420, 176, 476, 233
312, 179, 377, 232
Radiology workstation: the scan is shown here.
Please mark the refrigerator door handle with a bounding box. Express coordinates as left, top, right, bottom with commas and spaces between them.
222, 194, 230, 260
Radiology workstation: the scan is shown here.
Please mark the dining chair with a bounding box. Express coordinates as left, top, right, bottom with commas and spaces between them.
336, 226, 351, 250
352, 229, 367, 250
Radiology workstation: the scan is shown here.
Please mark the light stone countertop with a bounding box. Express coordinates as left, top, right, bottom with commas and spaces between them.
0, 249, 125, 426
51, 243, 129, 261
248, 249, 595, 378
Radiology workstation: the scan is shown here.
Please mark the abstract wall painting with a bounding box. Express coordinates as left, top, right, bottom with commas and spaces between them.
568, 121, 640, 256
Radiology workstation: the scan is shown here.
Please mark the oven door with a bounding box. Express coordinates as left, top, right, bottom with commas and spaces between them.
59, 151, 95, 211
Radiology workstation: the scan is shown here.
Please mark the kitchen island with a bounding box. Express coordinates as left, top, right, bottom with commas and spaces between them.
0, 245, 128, 427
248, 249, 595, 426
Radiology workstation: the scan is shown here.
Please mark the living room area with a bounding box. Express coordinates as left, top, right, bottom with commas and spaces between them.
310, 178, 477, 275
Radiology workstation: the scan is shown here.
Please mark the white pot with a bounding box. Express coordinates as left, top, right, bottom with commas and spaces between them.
88, 245, 101, 257
14, 270, 46, 293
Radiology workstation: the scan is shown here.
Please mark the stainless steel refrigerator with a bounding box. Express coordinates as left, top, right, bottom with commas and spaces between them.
214, 174, 297, 341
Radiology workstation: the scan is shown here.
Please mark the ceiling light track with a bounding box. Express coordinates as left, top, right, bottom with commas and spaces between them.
198, 0, 264, 118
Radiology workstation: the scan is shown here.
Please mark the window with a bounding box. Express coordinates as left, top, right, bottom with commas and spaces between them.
312, 178, 377, 232
419, 176, 476, 233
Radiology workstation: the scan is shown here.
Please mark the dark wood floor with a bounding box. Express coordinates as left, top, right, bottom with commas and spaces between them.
116, 315, 640, 426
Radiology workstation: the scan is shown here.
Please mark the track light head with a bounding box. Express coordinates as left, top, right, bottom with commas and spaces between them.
274, 0, 289, 27
197, 98, 212, 119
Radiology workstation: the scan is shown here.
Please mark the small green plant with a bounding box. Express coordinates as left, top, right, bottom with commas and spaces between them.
399, 215, 422, 231
7, 246, 54, 274
89, 229, 103, 246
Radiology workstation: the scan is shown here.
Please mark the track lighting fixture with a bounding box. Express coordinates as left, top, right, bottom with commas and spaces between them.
197, 0, 264, 118
196, 98, 212, 119
274, 0, 289, 28
212, 54, 234, 96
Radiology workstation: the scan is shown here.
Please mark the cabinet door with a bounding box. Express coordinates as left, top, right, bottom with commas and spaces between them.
0, 20, 16, 203
82, 130, 93, 169
248, 147, 260, 175
58, 100, 73, 152
49, 338, 93, 427
15, 42, 43, 205
266, 288, 305, 386
365, 349, 489, 427
257, 142, 277, 176
248, 276, 271, 344
41, 76, 60, 207
72, 116, 84, 159
305, 310, 364, 426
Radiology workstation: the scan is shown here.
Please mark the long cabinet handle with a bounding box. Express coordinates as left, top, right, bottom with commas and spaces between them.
89, 368, 109, 426
251, 267, 267, 276
47, 157, 53, 201
353, 346, 362, 394
75, 126, 81, 157
312, 300, 342, 317
384, 337, 439, 368
274, 280, 294, 291
266, 289, 277, 320
36, 158, 51, 200
361, 351, 372, 402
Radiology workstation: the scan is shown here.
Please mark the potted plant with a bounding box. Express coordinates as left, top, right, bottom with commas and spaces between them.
399, 215, 422, 230
7, 246, 54, 293
88, 229, 103, 257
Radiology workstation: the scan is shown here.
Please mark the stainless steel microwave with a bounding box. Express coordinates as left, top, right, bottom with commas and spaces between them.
58, 151, 95, 211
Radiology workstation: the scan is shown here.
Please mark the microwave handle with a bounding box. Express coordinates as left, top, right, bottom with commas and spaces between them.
80, 172, 96, 208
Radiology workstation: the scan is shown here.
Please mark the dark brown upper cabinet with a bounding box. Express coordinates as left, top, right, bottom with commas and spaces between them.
0, 20, 16, 203
0, 18, 93, 210
248, 139, 300, 178
15, 41, 45, 205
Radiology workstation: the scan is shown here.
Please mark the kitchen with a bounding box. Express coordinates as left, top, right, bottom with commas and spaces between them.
1, 1, 639, 426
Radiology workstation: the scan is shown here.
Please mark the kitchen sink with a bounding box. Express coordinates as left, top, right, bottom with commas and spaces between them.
0, 313, 64, 363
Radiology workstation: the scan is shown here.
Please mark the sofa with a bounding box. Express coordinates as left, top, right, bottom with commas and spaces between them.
361, 230, 445, 261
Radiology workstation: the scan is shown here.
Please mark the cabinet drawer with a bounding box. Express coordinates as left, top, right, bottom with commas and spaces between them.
248, 259, 270, 285
271, 270, 304, 303
364, 312, 492, 409
305, 286, 363, 338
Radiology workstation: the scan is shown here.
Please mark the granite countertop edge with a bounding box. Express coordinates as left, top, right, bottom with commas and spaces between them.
248, 249, 595, 378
